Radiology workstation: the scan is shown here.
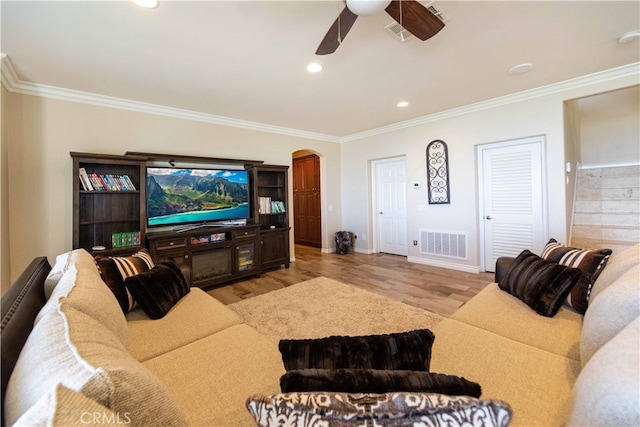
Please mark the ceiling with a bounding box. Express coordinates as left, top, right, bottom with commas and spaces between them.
1, 1, 639, 139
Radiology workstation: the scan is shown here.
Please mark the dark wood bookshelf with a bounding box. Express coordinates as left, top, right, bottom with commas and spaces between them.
248, 164, 290, 269
71, 152, 146, 256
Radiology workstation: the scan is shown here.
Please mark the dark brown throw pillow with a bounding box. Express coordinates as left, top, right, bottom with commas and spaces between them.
94, 249, 155, 313
124, 258, 190, 319
280, 369, 482, 397
540, 238, 612, 314
499, 250, 582, 317
279, 329, 435, 372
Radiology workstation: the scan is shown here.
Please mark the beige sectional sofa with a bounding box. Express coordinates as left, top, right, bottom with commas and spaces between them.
4, 249, 284, 427
432, 243, 640, 426
2, 244, 639, 426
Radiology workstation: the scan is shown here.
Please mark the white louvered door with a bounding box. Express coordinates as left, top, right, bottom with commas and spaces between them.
480, 137, 546, 271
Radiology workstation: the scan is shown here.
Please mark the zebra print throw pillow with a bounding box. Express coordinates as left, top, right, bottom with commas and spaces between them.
94, 249, 155, 313
540, 239, 612, 314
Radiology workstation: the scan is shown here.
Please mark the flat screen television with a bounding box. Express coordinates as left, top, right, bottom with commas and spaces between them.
146, 167, 250, 229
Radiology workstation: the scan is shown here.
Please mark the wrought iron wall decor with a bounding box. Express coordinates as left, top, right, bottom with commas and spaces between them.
426, 140, 450, 204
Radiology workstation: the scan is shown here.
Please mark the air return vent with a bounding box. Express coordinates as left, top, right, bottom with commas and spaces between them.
384, 2, 449, 42
384, 22, 415, 42
425, 1, 449, 23
419, 229, 467, 260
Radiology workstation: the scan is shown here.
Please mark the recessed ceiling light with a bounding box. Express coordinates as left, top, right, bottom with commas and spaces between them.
508, 63, 534, 75
133, 0, 158, 9
397, 101, 409, 108
618, 30, 640, 44
306, 63, 323, 73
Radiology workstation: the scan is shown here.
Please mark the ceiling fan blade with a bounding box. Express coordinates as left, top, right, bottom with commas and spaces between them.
385, 0, 444, 41
316, 7, 359, 55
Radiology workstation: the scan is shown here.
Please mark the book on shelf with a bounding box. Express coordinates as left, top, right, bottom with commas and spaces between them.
81, 171, 136, 191
78, 168, 94, 191
272, 200, 286, 213
259, 197, 286, 214
111, 231, 141, 249
258, 196, 271, 214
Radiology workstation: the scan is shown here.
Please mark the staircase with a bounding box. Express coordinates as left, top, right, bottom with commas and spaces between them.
571, 165, 640, 253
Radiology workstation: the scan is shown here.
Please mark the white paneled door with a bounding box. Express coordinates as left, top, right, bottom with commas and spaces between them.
376, 158, 408, 256
479, 136, 546, 271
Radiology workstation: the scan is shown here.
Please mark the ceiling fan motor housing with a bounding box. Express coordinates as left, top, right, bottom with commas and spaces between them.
346, 0, 392, 16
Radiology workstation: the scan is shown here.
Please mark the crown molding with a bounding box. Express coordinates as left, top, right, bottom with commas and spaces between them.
0, 54, 340, 143
2, 53, 638, 144
340, 62, 640, 142
1, 53, 20, 90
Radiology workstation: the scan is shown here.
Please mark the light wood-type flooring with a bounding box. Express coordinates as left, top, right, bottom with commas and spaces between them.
208, 245, 494, 317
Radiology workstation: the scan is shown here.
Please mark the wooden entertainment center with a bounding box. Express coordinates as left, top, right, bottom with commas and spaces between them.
71, 152, 290, 289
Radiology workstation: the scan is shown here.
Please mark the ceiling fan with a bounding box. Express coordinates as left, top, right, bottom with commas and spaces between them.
316, 0, 445, 55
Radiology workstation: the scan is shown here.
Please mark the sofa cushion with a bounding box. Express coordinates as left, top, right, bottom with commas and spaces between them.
451, 283, 583, 360
143, 324, 284, 427
126, 287, 241, 362
95, 249, 155, 314
44, 251, 72, 298
124, 258, 189, 320
569, 317, 640, 427
279, 329, 435, 371
431, 318, 582, 427
580, 264, 640, 366
13, 384, 122, 427
5, 299, 187, 427
246, 392, 512, 427
280, 369, 482, 397
37, 249, 129, 348
499, 250, 582, 317
589, 243, 639, 303
540, 238, 612, 313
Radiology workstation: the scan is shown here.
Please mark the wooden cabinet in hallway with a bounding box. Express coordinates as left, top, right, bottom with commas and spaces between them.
293, 154, 321, 248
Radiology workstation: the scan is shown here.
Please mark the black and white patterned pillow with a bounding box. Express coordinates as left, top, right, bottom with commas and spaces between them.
246, 392, 512, 427
94, 249, 155, 313
540, 239, 612, 314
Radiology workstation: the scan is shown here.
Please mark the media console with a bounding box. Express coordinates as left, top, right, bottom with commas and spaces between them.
147, 224, 263, 288
71, 152, 290, 289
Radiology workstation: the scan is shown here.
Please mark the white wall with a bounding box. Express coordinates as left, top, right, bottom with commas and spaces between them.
3, 70, 637, 287
578, 86, 640, 168
1, 85, 9, 291
3, 93, 341, 286
341, 74, 639, 272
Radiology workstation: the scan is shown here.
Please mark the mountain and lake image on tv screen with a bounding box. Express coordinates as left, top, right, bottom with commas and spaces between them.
146, 167, 250, 227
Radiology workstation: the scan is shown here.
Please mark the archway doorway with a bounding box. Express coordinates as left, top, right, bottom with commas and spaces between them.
292, 151, 321, 248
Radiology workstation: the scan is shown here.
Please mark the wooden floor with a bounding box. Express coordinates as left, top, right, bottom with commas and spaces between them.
208, 245, 494, 317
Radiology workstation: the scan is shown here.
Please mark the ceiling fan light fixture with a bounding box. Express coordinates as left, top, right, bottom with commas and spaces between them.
306, 63, 323, 73
346, 0, 392, 16
132, 0, 158, 9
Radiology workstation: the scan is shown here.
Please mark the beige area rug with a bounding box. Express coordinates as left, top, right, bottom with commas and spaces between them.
228, 277, 444, 344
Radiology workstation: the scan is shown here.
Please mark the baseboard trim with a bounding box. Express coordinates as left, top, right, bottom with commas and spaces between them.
354, 248, 374, 255
407, 256, 481, 274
